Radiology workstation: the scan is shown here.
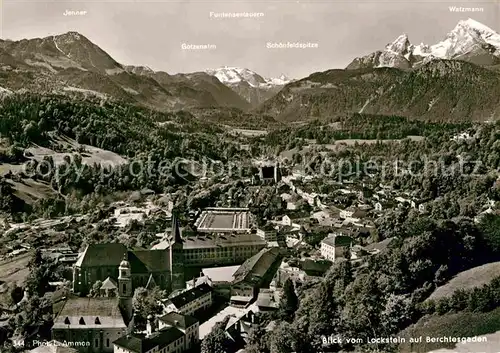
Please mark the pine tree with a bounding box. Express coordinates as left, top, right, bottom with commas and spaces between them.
279, 278, 299, 321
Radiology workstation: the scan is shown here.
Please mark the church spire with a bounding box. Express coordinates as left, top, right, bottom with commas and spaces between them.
171, 212, 182, 244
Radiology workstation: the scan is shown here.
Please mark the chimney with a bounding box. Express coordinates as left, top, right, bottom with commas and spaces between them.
146, 315, 156, 337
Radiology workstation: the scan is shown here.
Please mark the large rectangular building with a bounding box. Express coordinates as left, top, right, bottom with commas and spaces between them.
162, 283, 213, 316
52, 297, 128, 353
230, 247, 282, 305
181, 233, 267, 266
153, 208, 266, 268
194, 208, 251, 233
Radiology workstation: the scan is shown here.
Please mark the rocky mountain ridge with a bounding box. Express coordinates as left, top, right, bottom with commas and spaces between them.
347, 19, 500, 69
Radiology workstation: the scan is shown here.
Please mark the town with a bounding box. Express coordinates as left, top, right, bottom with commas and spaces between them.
0, 3, 500, 352
2, 155, 498, 353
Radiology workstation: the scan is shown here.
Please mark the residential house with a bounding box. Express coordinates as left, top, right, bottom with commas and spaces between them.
374, 200, 395, 212
256, 224, 278, 242
395, 196, 411, 207
158, 312, 199, 350
410, 199, 428, 213
474, 207, 499, 223
162, 283, 213, 316
184, 276, 212, 290
201, 266, 239, 286
282, 215, 292, 227
320, 234, 353, 262
299, 259, 332, 277
113, 313, 197, 353
339, 206, 367, 223
73, 218, 184, 296
29, 341, 79, 353
273, 260, 307, 286
194, 266, 239, 296
350, 245, 370, 261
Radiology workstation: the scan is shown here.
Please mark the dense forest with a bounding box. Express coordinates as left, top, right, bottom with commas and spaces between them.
260, 113, 472, 147
1, 92, 500, 353
0, 94, 256, 219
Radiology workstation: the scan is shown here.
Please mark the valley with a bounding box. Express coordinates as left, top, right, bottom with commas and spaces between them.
0, 8, 499, 353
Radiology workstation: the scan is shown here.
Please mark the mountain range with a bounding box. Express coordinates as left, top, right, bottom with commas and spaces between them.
205, 67, 291, 106
257, 18, 500, 122
347, 18, 500, 70
1, 18, 500, 123
0, 32, 253, 110
258, 60, 500, 122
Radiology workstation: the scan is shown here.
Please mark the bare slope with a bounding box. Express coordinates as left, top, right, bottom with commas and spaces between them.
428, 261, 500, 301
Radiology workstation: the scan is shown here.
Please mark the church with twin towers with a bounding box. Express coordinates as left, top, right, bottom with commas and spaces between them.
72, 207, 266, 300
72, 215, 185, 299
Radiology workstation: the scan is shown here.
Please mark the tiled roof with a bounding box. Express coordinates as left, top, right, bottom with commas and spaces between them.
53, 297, 126, 329
153, 232, 267, 251
113, 327, 184, 353
365, 237, 395, 252
322, 234, 352, 247
100, 277, 117, 290
182, 233, 266, 250
168, 283, 212, 309
232, 247, 281, 285
75, 243, 127, 267
75, 243, 170, 274
130, 249, 170, 273
158, 312, 198, 330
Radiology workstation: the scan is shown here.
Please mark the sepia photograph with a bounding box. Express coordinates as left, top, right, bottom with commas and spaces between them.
0, 0, 499, 352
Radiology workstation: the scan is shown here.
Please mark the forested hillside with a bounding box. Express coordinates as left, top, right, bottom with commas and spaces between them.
257, 60, 500, 122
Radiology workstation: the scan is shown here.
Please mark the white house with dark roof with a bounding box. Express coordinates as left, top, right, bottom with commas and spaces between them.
162, 283, 213, 316
158, 312, 199, 350
320, 234, 353, 262
113, 326, 185, 353
113, 311, 198, 353
28, 341, 79, 353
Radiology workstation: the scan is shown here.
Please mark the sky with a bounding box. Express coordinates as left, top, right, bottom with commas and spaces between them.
1, 0, 499, 79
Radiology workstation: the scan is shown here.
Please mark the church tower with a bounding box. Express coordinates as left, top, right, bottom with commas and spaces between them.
169, 213, 185, 291
118, 254, 133, 323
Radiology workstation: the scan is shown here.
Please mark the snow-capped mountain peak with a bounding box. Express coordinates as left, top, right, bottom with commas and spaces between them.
427, 18, 500, 59
457, 18, 498, 36
205, 67, 293, 107
205, 66, 292, 87
265, 74, 292, 86
386, 33, 412, 55
347, 18, 500, 70
205, 67, 267, 87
